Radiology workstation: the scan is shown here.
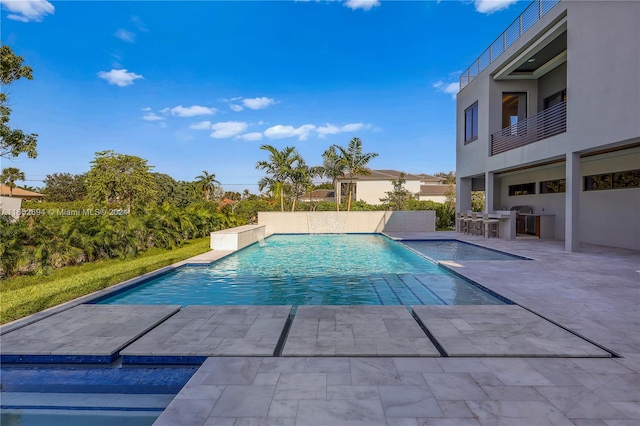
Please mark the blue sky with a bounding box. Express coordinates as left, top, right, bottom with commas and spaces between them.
2, 0, 527, 193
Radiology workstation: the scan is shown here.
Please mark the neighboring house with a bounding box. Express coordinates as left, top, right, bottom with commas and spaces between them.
0, 185, 44, 220
0, 185, 45, 201
456, 0, 640, 251
335, 170, 450, 204
300, 189, 335, 203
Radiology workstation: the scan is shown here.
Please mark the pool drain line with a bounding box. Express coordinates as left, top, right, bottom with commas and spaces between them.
410, 308, 449, 357
273, 307, 296, 357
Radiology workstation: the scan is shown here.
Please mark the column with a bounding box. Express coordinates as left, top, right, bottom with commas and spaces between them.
457, 177, 472, 213
485, 171, 494, 213
565, 152, 580, 252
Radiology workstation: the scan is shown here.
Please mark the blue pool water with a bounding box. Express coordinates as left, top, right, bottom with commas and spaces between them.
99, 235, 507, 306
401, 240, 527, 261
0, 366, 197, 426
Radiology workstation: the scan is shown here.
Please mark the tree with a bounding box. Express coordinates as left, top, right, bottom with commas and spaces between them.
195, 170, 220, 201
434, 170, 456, 184
321, 146, 346, 211
0, 167, 25, 196
86, 150, 157, 210
288, 161, 322, 212
256, 145, 301, 212
334, 137, 378, 211
43, 173, 88, 202
0, 45, 38, 160
380, 172, 413, 210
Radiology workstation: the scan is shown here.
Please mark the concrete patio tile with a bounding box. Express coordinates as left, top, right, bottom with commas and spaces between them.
326, 372, 352, 385
254, 372, 280, 385
481, 385, 546, 401
466, 400, 575, 426
436, 400, 475, 418
122, 306, 291, 358
295, 399, 386, 426
210, 385, 276, 417
393, 357, 443, 373
201, 358, 263, 385
379, 385, 443, 418
601, 421, 640, 426
535, 386, 626, 419
416, 419, 481, 426
436, 358, 491, 373
283, 306, 438, 357
327, 385, 379, 400
304, 357, 350, 373
174, 384, 224, 400
569, 374, 640, 402
153, 398, 216, 426
349, 358, 402, 385
268, 399, 298, 418
386, 418, 419, 426
423, 373, 489, 400
607, 401, 640, 419
413, 305, 611, 358
481, 358, 555, 386
274, 373, 327, 400
233, 418, 295, 426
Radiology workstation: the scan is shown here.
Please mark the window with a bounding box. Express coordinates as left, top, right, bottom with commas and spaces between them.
464, 102, 478, 143
508, 182, 536, 196
584, 169, 640, 191
540, 179, 566, 194
502, 93, 527, 134
544, 89, 567, 109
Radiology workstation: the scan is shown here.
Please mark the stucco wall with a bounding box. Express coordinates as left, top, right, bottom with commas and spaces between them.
350, 180, 422, 205
258, 211, 435, 234
210, 225, 265, 250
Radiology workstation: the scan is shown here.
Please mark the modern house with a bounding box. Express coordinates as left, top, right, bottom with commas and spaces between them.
456, 0, 640, 251
335, 170, 451, 205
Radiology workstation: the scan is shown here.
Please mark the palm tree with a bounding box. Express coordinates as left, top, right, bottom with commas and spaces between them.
256, 145, 301, 212
289, 160, 323, 212
194, 171, 220, 201
334, 137, 378, 211
321, 146, 346, 211
1, 167, 25, 196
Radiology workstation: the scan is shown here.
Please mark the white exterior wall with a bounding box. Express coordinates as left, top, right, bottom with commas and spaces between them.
417, 194, 447, 203
351, 179, 422, 205
456, 0, 640, 250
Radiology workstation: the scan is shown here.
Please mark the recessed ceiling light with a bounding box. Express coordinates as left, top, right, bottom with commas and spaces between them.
527, 58, 536, 63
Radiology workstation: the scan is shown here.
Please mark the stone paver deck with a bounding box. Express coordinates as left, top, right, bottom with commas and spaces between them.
282, 306, 440, 357
121, 306, 292, 362
413, 305, 611, 357
0, 305, 180, 364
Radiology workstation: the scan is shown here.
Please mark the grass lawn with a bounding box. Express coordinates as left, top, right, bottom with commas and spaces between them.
0, 237, 211, 325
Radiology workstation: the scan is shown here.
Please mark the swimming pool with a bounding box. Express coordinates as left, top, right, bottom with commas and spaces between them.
0, 366, 196, 426
401, 240, 528, 261
97, 235, 508, 306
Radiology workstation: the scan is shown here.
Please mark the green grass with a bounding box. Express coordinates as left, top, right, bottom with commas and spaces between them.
0, 237, 211, 325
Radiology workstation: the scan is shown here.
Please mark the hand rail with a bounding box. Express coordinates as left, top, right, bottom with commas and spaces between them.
490, 101, 567, 155
459, 0, 561, 90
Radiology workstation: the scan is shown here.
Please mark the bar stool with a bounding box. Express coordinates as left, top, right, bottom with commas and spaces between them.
462, 213, 472, 234
456, 213, 465, 233
470, 212, 483, 236
483, 213, 499, 238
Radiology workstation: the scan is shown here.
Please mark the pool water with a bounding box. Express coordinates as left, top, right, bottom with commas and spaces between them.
99, 235, 507, 306
0, 366, 197, 426
401, 240, 526, 261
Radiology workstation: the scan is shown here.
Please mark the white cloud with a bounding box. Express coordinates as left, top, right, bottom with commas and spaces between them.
142, 112, 165, 121
344, 0, 380, 11
474, 0, 518, 14
242, 97, 276, 110
130, 15, 148, 32
114, 28, 135, 42
189, 120, 213, 130
210, 121, 248, 139
433, 80, 460, 99
239, 132, 263, 141
169, 105, 217, 117
264, 124, 316, 141
1, 0, 54, 22
158, 122, 168, 128
97, 69, 143, 87
317, 122, 371, 137
230, 104, 244, 112
141, 107, 152, 111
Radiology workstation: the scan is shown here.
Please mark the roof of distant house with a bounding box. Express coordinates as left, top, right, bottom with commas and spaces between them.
0, 185, 45, 198
417, 184, 454, 196
337, 169, 444, 182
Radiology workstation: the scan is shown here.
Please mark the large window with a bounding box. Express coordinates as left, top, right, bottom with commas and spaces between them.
584, 169, 640, 191
540, 179, 566, 194
508, 182, 536, 196
502, 93, 527, 131
464, 102, 478, 143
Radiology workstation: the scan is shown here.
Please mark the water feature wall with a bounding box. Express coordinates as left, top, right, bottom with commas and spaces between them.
258, 211, 436, 234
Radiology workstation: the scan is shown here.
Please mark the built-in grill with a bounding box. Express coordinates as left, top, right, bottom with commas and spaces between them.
510, 205, 535, 235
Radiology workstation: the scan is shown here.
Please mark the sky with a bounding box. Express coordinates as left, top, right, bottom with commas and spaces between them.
1, 0, 529, 193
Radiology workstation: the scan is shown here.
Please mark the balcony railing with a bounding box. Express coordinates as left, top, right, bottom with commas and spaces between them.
460, 0, 561, 90
491, 100, 566, 155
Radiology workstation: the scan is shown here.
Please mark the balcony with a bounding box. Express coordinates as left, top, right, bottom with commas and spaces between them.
460, 0, 561, 90
491, 100, 566, 155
